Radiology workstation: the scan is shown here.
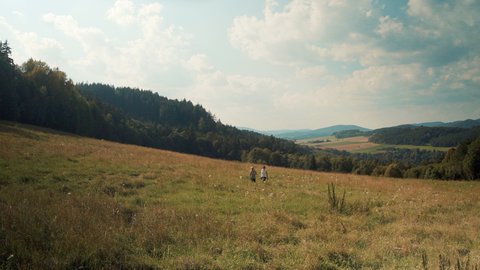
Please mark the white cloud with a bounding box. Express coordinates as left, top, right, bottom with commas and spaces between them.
339, 64, 428, 97
16, 32, 64, 56
43, 13, 101, 37
407, 0, 434, 19
229, 0, 320, 63
230, 0, 480, 69
42, 2, 192, 93
226, 0, 480, 127
309, 42, 372, 63
107, 0, 135, 26
42, 13, 109, 77
181, 53, 288, 126
407, 0, 480, 47
43, 13, 104, 49
0, 16, 65, 66
328, 0, 347, 8
137, 3, 164, 37
12, 11, 24, 17
434, 56, 480, 98
282, 64, 429, 113
376, 16, 403, 37
295, 65, 328, 79
188, 64, 280, 107
229, 0, 375, 65
186, 54, 214, 72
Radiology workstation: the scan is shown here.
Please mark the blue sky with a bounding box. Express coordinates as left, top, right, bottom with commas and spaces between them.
1, 0, 479, 129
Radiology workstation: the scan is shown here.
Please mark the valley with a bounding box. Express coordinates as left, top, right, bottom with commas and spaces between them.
297, 136, 452, 153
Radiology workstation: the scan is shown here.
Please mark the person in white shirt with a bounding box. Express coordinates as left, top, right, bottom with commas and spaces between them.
260, 166, 268, 182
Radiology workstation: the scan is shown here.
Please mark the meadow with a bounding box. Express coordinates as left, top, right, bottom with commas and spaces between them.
1, 121, 480, 269
298, 136, 451, 153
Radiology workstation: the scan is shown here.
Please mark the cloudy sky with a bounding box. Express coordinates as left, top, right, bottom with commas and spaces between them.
1, 0, 479, 130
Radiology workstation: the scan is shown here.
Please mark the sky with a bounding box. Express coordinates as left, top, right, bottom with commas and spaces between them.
1, 0, 480, 130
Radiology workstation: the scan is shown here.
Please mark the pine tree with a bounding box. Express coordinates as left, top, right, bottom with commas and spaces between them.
0, 40, 19, 120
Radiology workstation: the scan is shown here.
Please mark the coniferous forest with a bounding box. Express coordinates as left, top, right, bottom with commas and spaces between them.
1, 40, 479, 180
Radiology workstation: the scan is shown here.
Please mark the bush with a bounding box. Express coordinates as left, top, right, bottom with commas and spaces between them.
371, 166, 386, 177
384, 163, 404, 178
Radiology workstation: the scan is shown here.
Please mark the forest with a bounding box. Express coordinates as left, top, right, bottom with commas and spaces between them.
0, 41, 308, 163
1, 40, 479, 180
332, 129, 370, 138
369, 125, 480, 147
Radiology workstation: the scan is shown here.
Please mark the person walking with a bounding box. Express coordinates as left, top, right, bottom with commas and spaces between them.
260, 165, 268, 182
249, 167, 257, 182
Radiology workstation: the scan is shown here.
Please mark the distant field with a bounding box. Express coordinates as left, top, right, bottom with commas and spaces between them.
298, 136, 451, 153
1, 122, 479, 269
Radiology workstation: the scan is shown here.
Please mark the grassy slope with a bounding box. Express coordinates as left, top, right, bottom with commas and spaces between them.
1, 121, 480, 269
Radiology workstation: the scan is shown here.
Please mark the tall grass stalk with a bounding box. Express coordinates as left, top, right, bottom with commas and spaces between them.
327, 182, 346, 213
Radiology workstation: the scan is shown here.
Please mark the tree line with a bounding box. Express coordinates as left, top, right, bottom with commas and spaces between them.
1, 40, 479, 180
289, 140, 479, 181
333, 129, 370, 139
0, 41, 309, 164
369, 125, 480, 147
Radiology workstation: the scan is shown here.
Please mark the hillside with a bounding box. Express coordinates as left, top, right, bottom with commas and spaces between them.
414, 118, 480, 128
369, 125, 480, 147
0, 44, 311, 169
1, 121, 480, 269
2, 44, 480, 181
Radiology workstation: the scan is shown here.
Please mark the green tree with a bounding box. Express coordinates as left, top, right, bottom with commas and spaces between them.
463, 137, 480, 180
331, 157, 353, 173
384, 163, 403, 178
316, 155, 332, 171
307, 155, 317, 170
0, 40, 19, 120
21, 59, 91, 133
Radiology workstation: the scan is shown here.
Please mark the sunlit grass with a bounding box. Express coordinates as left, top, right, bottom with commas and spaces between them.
1, 121, 479, 269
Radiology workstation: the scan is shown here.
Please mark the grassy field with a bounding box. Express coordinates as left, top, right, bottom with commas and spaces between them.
298, 136, 451, 153
1, 121, 480, 269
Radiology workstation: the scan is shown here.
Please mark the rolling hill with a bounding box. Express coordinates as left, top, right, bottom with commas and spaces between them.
369, 125, 480, 147
1, 121, 480, 269
414, 118, 480, 128
247, 118, 480, 141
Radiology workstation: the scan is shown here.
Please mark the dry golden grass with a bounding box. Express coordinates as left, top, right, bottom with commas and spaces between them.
1, 121, 480, 269
298, 136, 381, 152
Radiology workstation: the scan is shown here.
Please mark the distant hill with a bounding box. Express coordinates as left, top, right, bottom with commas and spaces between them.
369, 119, 480, 147
240, 128, 311, 137
248, 125, 371, 140
414, 119, 480, 128
413, 121, 445, 127
243, 119, 480, 140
